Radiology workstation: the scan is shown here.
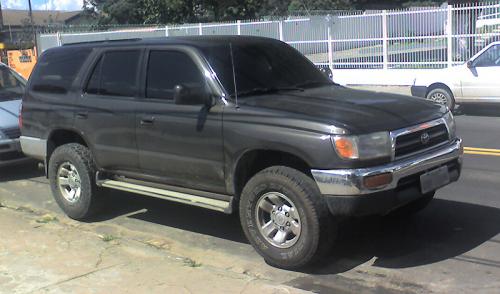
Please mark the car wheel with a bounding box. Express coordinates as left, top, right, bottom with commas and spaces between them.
426, 88, 455, 110
239, 166, 336, 269
48, 143, 102, 220
388, 192, 435, 217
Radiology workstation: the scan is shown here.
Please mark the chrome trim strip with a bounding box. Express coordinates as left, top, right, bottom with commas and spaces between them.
311, 138, 463, 196
20, 136, 47, 161
389, 117, 448, 160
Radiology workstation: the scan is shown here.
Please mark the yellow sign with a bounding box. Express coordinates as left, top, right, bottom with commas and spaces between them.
7, 48, 38, 79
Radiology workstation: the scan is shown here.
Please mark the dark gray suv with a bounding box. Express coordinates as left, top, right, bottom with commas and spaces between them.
20, 36, 463, 269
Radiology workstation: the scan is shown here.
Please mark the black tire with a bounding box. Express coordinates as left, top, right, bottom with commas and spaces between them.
426, 88, 455, 111
239, 166, 336, 270
48, 143, 102, 220
389, 192, 435, 217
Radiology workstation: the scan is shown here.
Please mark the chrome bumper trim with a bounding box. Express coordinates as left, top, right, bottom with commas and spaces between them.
20, 136, 47, 161
311, 138, 463, 195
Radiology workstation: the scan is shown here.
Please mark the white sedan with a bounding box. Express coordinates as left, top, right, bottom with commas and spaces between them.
411, 41, 500, 110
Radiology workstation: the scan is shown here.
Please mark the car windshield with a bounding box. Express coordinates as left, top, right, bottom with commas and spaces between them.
201, 40, 332, 98
0, 66, 25, 102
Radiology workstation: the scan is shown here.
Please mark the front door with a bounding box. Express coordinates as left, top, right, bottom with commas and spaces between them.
135, 48, 226, 193
461, 44, 500, 100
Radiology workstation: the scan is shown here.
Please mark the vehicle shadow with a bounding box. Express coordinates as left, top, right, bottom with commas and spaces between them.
455, 104, 500, 117
0, 161, 43, 183
95, 190, 500, 273
95, 190, 248, 243
308, 198, 500, 274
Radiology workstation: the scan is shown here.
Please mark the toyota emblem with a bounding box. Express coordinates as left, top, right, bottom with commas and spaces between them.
420, 132, 430, 144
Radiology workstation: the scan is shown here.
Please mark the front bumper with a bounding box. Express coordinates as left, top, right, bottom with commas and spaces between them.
311, 138, 463, 216
0, 138, 31, 167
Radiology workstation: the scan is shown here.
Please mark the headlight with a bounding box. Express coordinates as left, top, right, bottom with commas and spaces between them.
443, 111, 456, 139
332, 131, 391, 160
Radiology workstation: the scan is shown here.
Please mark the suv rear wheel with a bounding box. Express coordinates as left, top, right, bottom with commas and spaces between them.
239, 166, 336, 269
48, 143, 102, 220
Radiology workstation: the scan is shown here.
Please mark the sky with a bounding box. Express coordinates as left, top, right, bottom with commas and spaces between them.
1, 0, 83, 11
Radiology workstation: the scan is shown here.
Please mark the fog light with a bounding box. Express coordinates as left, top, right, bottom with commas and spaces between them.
363, 173, 393, 189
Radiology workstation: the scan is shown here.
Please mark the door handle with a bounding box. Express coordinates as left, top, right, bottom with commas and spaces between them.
76, 112, 88, 119
140, 117, 155, 125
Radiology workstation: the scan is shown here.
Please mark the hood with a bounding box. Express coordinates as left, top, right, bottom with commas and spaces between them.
238, 85, 447, 134
0, 99, 21, 130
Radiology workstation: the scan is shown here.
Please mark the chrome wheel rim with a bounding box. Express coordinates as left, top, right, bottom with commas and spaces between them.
255, 192, 301, 249
428, 92, 448, 106
57, 162, 82, 203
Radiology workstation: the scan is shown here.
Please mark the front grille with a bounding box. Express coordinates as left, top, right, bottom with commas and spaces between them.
395, 123, 449, 158
2, 128, 21, 139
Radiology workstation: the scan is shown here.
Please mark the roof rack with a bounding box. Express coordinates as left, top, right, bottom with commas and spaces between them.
62, 38, 143, 46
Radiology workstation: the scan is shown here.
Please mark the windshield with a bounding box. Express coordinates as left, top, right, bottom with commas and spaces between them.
0, 66, 25, 102
201, 40, 332, 97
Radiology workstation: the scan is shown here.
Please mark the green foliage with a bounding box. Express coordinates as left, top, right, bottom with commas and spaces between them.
84, 0, 446, 25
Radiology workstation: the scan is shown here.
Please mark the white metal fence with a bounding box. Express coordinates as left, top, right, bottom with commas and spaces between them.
38, 2, 500, 70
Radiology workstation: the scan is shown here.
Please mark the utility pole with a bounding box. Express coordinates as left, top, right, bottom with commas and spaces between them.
28, 0, 38, 55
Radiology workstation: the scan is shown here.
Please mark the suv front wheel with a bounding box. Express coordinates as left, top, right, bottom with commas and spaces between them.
48, 143, 102, 220
239, 166, 336, 269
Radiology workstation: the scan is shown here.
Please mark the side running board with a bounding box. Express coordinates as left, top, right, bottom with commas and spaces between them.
98, 179, 233, 214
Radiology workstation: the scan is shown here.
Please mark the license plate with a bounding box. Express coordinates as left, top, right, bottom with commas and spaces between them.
420, 166, 450, 194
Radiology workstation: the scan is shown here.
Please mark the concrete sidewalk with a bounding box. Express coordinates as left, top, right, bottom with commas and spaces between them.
0, 204, 308, 294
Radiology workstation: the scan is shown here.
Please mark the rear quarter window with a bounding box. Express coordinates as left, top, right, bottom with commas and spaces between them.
30, 47, 92, 94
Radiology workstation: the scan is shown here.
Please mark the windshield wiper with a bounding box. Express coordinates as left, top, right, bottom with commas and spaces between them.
232, 86, 304, 97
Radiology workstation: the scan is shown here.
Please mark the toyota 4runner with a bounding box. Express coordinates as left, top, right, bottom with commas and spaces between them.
20, 36, 463, 269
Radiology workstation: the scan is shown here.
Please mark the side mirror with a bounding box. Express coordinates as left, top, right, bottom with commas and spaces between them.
467, 60, 474, 69
319, 67, 333, 80
173, 84, 212, 106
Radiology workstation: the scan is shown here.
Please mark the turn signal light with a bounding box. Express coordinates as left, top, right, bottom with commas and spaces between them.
333, 137, 358, 159
363, 173, 393, 189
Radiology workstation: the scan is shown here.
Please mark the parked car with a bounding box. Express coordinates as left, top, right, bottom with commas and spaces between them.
411, 41, 500, 110
0, 63, 30, 167
20, 36, 462, 269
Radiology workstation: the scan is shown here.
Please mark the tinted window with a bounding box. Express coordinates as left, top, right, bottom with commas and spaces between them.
146, 51, 204, 100
0, 66, 25, 101
474, 45, 500, 67
85, 50, 140, 97
201, 40, 331, 97
31, 48, 91, 94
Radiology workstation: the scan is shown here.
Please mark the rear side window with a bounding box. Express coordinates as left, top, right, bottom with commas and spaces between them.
146, 50, 204, 100
85, 50, 141, 97
30, 48, 91, 94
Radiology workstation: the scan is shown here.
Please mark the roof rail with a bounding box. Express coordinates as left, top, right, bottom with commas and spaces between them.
62, 38, 143, 46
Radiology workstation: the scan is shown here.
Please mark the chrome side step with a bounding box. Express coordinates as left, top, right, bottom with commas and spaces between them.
99, 179, 232, 213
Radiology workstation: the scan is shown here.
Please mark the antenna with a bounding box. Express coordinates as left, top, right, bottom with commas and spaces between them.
229, 42, 238, 107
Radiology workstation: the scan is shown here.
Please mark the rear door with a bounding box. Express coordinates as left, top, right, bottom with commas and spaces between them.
74, 48, 144, 172
461, 44, 500, 100
135, 47, 226, 193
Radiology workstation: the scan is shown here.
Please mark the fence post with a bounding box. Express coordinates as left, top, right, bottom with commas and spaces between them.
199, 23, 203, 35
279, 20, 284, 41
382, 10, 388, 70
237, 20, 241, 35
446, 5, 453, 68
328, 25, 333, 72
165, 25, 169, 37
56, 31, 62, 46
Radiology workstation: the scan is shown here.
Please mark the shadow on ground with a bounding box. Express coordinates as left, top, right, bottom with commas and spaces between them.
455, 103, 500, 117
3, 161, 500, 275
97, 190, 500, 275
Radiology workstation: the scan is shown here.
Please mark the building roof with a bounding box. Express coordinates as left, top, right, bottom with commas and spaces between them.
2, 9, 82, 26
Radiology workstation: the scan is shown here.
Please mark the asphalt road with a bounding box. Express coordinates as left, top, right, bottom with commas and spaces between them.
1, 105, 499, 293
